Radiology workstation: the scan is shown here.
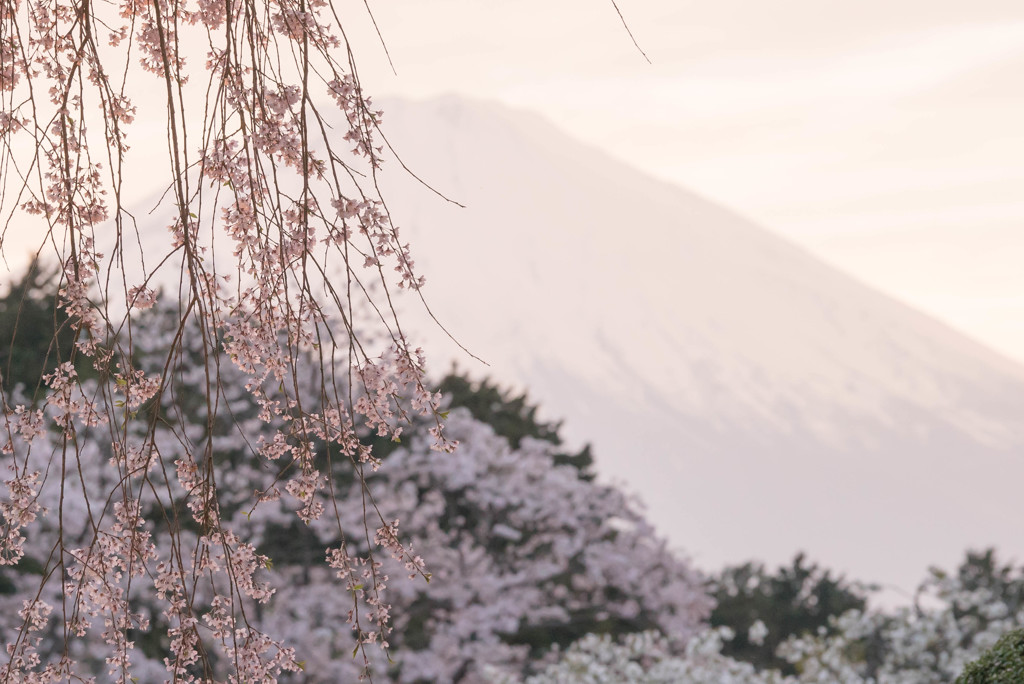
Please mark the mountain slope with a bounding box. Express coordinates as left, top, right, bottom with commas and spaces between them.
374, 95, 1024, 596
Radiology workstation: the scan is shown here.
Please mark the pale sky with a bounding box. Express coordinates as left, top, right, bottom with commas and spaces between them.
335, 0, 1024, 365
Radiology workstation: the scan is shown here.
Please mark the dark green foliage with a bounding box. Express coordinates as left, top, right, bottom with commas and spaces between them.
0, 556, 46, 597
0, 258, 75, 400
710, 553, 870, 674
436, 372, 560, 448
956, 629, 1024, 684
437, 370, 595, 479
257, 520, 324, 580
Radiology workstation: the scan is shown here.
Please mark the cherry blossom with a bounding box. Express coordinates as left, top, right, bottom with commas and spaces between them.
0, 0, 450, 674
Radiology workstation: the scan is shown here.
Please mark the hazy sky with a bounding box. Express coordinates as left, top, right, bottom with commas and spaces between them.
335, 0, 1024, 364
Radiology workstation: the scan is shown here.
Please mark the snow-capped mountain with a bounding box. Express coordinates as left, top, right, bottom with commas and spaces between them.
373, 95, 1024, 597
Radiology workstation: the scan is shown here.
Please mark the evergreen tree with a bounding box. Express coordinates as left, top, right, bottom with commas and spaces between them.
957, 629, 1024, 684
438, 371, 595, 479
709, 553, 870, 674
0, 258, 75, 400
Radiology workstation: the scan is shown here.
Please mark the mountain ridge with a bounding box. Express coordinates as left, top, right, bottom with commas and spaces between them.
106, 92, 1023, 597
373, 95, 1024, 595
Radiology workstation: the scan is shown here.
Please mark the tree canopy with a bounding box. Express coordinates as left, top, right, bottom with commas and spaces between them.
0, 269, 711, 681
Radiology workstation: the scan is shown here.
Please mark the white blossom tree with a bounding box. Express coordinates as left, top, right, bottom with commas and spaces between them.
0, 299, 712, 682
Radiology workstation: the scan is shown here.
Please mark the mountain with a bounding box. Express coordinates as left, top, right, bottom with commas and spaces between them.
372, 95, 1024, 598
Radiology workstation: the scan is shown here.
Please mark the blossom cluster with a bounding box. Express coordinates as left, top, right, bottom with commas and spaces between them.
0, 297, 453, 681
0, 0, 446, 674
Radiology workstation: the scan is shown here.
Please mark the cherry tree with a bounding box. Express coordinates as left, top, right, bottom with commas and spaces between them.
0, 299, 711, 682
11, 0, 1014, 674
0, 0, 669, 677
0, 0, 456, 677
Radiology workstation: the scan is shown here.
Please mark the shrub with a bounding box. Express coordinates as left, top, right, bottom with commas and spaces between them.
957, 629, 1024, 684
